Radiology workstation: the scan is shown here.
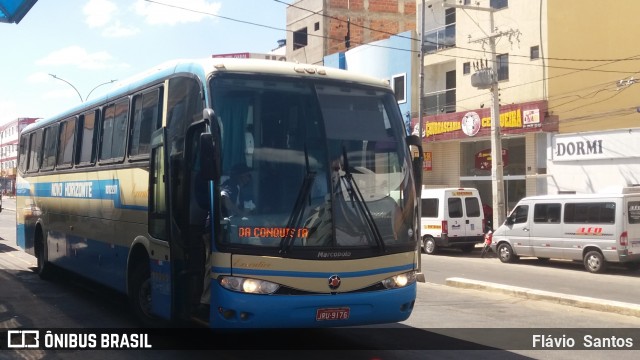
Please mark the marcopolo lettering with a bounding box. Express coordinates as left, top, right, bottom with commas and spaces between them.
556, 139, 603, 157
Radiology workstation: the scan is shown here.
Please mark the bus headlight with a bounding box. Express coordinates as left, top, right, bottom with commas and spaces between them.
381, 271, 417, 289
219, 276, 280, 294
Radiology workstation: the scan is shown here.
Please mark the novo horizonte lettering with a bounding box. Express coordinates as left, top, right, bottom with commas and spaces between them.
50, 182, 94, 198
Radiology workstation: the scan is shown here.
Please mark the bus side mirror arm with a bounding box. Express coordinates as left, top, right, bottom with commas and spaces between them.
200, 108, 221, 181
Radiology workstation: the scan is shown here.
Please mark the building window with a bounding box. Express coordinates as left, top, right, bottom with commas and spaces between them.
497, 53, 509, 81
391, 74, 406, 103
293, 27, 308, 50
463, 62, 471, 75
464, 0, 471, 4
445, 7, 456, 25
530, 45, 540, 60
490, 0, 508, 9
314, 22, 320, 31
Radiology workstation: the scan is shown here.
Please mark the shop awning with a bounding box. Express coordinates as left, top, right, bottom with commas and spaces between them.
0, 0, 37, 24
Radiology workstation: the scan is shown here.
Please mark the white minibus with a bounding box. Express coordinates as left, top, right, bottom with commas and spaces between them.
490, 188, 640, 273
420, 188, 485, 254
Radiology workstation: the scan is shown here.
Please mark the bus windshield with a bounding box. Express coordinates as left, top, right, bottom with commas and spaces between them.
211, 75, 416, 253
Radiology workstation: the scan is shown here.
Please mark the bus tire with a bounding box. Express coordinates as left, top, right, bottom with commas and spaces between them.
36, 230, 53, 280
583, 250, 607, 274
128, 262, 164, 327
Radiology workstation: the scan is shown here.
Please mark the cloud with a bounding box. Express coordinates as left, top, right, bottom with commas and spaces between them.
43, 89, 81, 101
102, 21, 140, 37
83, 0, 118, 28
84, 0, 140, 38
27, 72, 51, 84
36, 46, 127, 70
133, 0, 222, 26
0, 101, 19, 123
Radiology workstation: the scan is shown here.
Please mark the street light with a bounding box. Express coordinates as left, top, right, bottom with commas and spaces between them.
49, 74, 117, 103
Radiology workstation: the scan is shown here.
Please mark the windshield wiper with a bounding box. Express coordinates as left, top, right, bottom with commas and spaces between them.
340, 147, 386, 252
280, 146, 316, 254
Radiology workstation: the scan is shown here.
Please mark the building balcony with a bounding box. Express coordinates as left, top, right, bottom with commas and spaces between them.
424, 24, 455, 54
423, 88, 456, 115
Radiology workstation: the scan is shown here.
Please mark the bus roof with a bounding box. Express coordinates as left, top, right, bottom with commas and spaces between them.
23, 58, 390, 134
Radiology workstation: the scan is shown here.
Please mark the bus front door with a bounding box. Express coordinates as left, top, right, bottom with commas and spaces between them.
147, 127, 173, 321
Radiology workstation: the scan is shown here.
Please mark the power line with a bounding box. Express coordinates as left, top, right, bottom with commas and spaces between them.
145, 0, 640, 115
275, 0, 640, 64
144, 0, 640, 73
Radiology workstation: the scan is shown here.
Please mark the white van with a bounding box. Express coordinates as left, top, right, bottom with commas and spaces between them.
420, 188, 485, 254
490, 188, 640, 273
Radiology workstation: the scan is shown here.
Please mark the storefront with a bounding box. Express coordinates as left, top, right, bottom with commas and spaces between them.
548, 128, 640, 194
412, 100, 557, 215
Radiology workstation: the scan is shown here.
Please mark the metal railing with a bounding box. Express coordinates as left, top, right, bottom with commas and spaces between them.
423, 88, 456, 115
423, 24, 456, 54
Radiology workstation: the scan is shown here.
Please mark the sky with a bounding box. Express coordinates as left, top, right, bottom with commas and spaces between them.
0, 0, 290, 124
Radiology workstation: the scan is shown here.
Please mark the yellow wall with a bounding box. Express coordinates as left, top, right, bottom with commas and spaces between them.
547, 0, 640, 133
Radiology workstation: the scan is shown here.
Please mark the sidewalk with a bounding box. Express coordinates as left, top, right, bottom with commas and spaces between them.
1, 196, 15, 212
445, 277, 640, 318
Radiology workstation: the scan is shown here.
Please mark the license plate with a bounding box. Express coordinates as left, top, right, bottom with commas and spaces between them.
316, 307, 350, 321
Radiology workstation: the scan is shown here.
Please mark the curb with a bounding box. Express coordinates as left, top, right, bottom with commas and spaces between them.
445, 277, 640, 318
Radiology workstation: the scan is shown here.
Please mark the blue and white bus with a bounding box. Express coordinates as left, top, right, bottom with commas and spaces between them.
16, 58, 424, 328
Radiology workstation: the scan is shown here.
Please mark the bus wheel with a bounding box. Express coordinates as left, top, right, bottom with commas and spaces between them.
497, 243, 518, 263
423, 237, 437, 255
129, 262, 163, 327
36, 231, 53, 280
583, 251, 607, 274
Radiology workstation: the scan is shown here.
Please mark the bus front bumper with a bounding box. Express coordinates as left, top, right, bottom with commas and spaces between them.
208, 282, 417, 328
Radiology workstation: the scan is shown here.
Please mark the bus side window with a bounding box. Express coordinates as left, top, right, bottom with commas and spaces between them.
18, 134, 29, 173
130, 88, 162, 159
27, 130, 43, 173
100, 98, 129, 162
77, 110, 99, 166
41, 124, 59, 171
57, 117, 77, 169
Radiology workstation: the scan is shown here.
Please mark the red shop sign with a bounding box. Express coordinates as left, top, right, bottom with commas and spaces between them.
475, 148, 509, 170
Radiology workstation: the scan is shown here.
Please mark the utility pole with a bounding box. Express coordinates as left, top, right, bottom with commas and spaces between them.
419, 0, 425, 144
415, 0, 426, 282
443, 0, 517, 228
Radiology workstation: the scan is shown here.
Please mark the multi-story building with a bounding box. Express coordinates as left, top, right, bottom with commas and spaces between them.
545, 0, 640, 195
0, 117, 38, 194
286, 0, 419, 132
286, 0, 416, 65
416, 0, 640, 214
212, 40, 287, 61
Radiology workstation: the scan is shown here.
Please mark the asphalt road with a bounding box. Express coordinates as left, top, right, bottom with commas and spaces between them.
2, 197, 640, 359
